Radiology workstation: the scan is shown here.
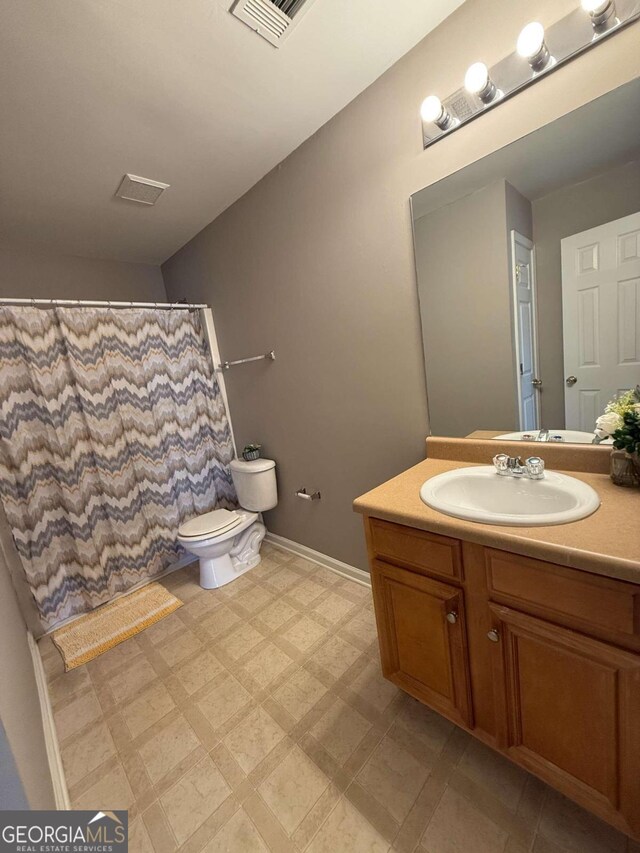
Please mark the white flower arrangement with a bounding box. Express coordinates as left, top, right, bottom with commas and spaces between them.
594, 388, 640, 443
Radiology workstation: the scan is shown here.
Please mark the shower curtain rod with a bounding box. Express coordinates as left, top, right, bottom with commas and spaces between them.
0, 297, 208, 310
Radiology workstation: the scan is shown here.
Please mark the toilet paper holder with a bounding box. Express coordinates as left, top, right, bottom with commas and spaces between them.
296, 488, 321, 501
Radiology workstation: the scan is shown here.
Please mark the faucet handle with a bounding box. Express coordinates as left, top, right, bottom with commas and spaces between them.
525, 456, 545, 479
493, 454, 510, 475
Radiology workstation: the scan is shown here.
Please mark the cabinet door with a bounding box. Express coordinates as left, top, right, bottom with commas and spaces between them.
370, 559, 473, 727
489, 604, 640, 836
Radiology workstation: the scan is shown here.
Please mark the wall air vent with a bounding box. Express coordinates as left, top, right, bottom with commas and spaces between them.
115, 174, 170, 205
230, 0, 318, 47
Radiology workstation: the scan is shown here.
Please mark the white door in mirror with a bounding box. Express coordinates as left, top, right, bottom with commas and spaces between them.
511, 232, 540, 431
561, 210, 640, 432
420, 466, 600, 527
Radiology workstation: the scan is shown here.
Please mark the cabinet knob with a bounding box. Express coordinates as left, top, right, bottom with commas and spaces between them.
446, 611, 458, 624
487, 629, 500, 642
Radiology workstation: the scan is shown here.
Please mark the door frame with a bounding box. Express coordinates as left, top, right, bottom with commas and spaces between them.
511, 231, 541, 430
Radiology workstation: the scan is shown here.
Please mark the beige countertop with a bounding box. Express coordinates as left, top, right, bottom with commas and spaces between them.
353, 457, 640, 584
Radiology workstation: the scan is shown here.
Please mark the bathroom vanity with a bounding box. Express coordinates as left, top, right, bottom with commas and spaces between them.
354, 447, 640, 839
392, 73, 640, 839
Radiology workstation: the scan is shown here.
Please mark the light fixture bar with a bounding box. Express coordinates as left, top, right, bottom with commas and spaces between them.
421, 0, 639, 149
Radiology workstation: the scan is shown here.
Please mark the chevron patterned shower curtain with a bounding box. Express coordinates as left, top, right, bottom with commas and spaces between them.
0, 307, 237, 630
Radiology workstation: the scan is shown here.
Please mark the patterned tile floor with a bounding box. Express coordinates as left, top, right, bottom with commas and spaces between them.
39, 542, 639, 853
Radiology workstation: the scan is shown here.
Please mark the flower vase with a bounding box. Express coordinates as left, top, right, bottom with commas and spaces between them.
610, 449, 640, 487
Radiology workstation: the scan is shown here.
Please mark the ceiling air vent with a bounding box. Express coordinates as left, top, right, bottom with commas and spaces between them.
230, 0, 318, 47
115, 174, 170, 205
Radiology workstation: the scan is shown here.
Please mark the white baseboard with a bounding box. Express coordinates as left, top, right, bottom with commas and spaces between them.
27, 631, 70, 810
264, 532, 371, 588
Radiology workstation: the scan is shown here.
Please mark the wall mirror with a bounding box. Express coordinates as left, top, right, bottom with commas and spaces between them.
411, 77, 640, 445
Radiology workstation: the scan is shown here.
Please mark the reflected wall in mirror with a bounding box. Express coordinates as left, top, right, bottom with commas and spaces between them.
411, 78, 640, 445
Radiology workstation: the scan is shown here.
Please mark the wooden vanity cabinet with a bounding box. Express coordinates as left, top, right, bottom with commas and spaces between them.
370, 559, 472, 727
364, 517, 640, 839
489, 604, 640, 833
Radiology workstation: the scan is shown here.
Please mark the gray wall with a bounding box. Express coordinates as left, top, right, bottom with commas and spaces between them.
505, 182, 533, 244
533, 158, 640, 427
415, 180, 516, 436
0, 549, 55, 809
0, 241, 165, 302
415, 179, 533, 439
0, 720, 29, 810
163, 0, 639, 570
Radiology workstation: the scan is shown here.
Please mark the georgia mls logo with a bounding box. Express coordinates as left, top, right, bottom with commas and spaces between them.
88, 811, 123, 827
0, 810, 128, 852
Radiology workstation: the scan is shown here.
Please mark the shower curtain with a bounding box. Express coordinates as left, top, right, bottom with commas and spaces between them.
0, 306, 237, 630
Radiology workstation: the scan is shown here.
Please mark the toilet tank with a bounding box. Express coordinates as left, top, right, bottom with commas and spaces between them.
230, 458, 277, 512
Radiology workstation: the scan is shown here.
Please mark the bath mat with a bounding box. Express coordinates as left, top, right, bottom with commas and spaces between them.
51, 583, 183, 671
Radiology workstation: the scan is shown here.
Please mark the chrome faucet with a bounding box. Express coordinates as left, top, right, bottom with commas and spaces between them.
536, 429, 550, 442
493, 454, 545, 480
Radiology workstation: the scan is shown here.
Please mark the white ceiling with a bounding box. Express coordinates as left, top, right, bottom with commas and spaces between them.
0, 0, 464, 265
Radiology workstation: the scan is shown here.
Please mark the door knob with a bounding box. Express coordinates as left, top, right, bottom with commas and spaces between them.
532, 378, 543, 388
446, 611, 458, 624
487, 629, 500, 642
566, 376, 577, 386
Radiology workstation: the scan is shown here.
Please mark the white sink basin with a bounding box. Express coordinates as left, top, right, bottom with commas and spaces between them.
420, 466, 600, 526
495, 429, 608, 444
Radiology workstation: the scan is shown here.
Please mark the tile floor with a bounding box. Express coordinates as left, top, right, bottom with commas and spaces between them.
40, 542, 639, 853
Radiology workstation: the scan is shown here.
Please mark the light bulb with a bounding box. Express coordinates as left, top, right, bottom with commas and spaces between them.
581, 0, 616, 28
464, 62, 498, 104
420, 95, 455, 130
517, 22, 545, 58
464, 62, 488, 94
420, 95, 444, 124
581, 0, 609, 12
517, 22, 551, 70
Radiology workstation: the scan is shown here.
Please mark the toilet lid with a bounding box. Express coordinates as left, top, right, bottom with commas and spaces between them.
178, 509, 242, 539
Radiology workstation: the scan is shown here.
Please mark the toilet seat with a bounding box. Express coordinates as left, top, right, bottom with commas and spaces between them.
178, 508, 242, 541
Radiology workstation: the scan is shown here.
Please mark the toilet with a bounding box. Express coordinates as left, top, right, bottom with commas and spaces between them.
177, 458, 277, 589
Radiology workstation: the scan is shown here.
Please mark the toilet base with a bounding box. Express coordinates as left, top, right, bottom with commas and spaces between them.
198, 520, 266, 589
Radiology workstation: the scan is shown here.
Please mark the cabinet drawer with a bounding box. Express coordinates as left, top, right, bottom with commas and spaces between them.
485, 548, 640, 643
369, 518, 463, 581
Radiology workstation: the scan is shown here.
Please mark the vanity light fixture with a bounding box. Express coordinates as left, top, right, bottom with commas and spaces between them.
581, 0, 618, 28
517, 22, 552, 71
420, 0, 639, 149
420, 95, 455, 130
464, 62, 500, 104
